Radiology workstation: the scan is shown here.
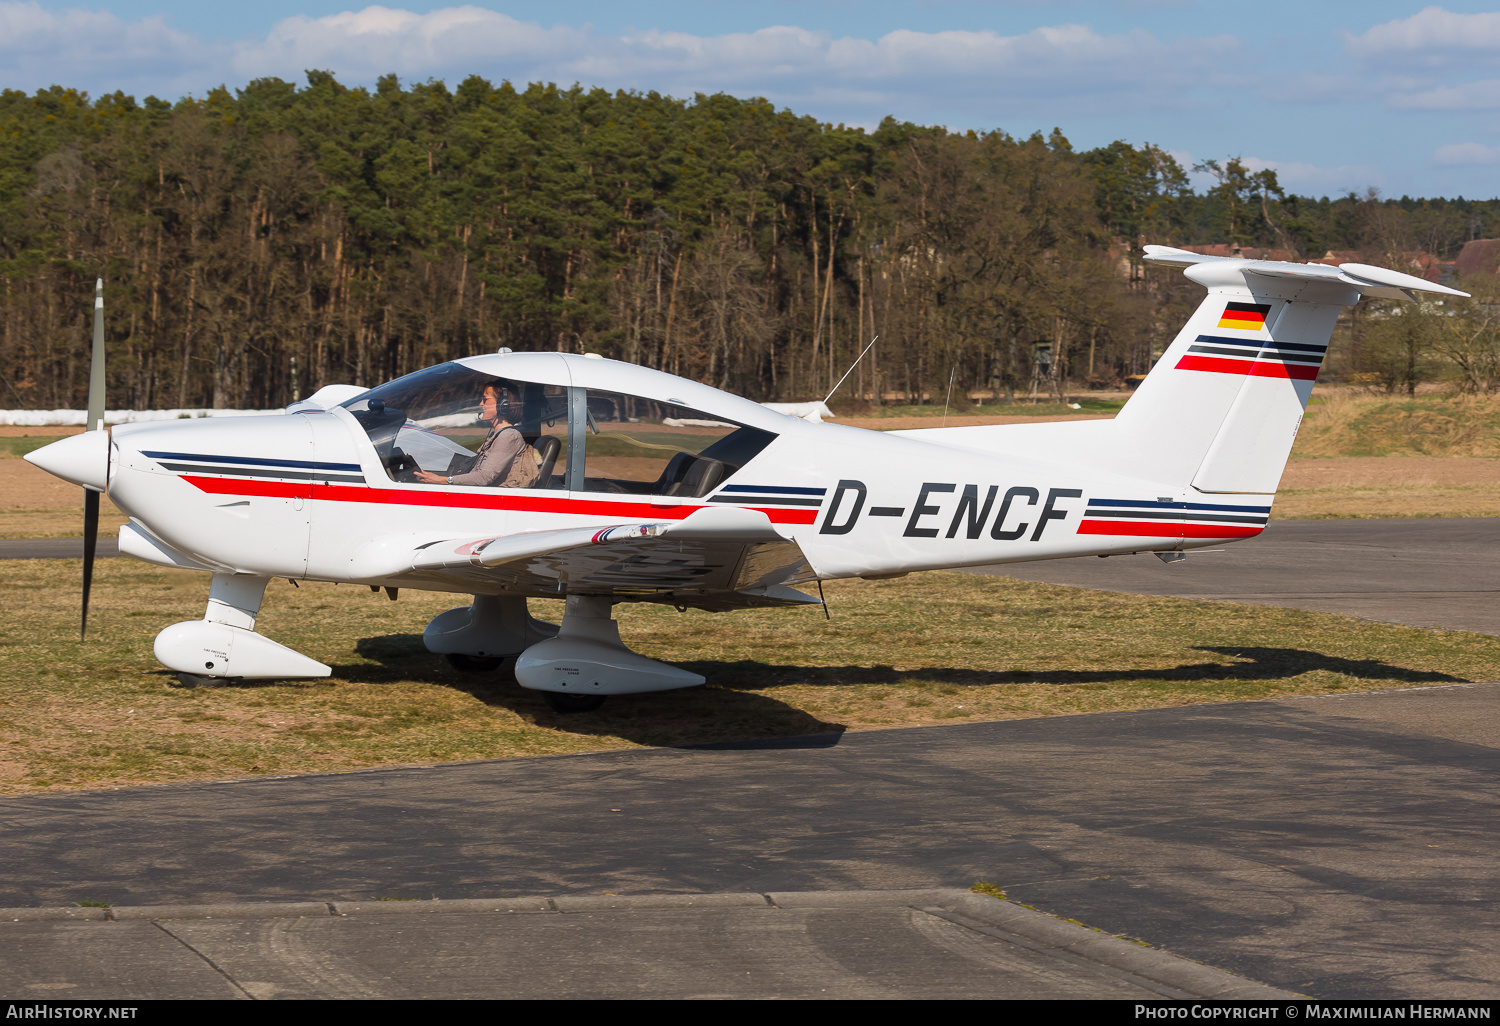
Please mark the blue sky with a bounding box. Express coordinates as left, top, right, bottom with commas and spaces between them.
7, 1, 1500, 199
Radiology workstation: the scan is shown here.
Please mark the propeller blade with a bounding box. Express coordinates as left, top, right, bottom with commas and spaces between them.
82, 489, 99, 638
81, 278, 105, 637
87, 279, 105, 433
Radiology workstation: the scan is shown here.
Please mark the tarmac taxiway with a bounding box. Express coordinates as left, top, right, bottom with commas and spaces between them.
0, 518, 1496, 998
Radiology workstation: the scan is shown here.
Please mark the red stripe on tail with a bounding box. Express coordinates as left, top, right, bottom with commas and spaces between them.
1175, 355, 1319, 381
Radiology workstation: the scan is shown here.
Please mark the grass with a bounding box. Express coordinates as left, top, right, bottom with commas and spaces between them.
1293, 393, 1500, 458
0, 437, 61, 460
1274, 483, 1500, 520
0, 510, 128, 539
1, 558, 1496, 796
584, 432, 724, 457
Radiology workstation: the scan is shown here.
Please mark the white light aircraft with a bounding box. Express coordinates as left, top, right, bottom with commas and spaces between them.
26, 249, 1466, 711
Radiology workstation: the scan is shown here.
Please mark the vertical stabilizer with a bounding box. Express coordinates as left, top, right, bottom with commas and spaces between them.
1113, 248, 1468, 495
890, 249, 1467, 502
1189, 297, 1341, 493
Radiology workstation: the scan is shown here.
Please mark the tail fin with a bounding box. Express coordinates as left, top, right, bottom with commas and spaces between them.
1113, 248, 1469, 494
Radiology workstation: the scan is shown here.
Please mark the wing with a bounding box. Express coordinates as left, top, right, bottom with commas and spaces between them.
376, 506, 819, 610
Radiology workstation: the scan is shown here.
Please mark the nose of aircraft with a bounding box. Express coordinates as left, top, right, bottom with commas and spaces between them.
25, 430, 111, 491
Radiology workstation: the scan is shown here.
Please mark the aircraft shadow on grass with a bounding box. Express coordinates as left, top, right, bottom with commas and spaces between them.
154, 637, 1463, 750
671, 648, 1465, 689
347, 634, 1460, 694
338, 633, 847, 747
171, 636, 1468, 696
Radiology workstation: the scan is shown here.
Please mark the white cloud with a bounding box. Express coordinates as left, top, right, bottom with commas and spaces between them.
1388, 79, 1500, 111
0, 4, 1246, 120
1432, 142, 1500, 166
1240, 156, 1382, 197
1342, 9, 1500, 115
218, 8, 1243, 117
1177, 152, 1380, 197
231, 6, 589, 82
0, 1, 217, 97
1345, 5, 1500, 67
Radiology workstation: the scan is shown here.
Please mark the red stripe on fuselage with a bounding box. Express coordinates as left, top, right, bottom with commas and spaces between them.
180, 476, 820, 525
1077, 519, 1263, 539
1175, 354, 1319, 381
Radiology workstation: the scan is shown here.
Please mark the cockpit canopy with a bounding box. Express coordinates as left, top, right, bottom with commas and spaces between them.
342, 362, 777, 496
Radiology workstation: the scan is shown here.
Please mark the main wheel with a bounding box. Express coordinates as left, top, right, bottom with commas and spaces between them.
543, 691, 606, 713
445, 653, 504, 673
175, 672, 226, 689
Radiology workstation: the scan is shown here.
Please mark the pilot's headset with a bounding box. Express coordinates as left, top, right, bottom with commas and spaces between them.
482, 378, 517, 424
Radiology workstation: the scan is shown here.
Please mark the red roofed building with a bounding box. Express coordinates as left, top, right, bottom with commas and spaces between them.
1454, 239, 1500, 278
1309, 250, 1451, 282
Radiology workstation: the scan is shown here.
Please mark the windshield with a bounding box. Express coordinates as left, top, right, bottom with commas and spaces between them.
580, 389, 775, 496
342, 363, 569, 488
341, 362, 775, 495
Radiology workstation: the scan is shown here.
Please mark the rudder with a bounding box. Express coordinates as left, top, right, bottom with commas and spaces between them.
1116, 248, 1466, 495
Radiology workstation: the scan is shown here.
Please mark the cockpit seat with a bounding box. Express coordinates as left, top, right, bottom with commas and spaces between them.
670, 457, 726, 498
656, 451, 694, 493
533, 434, 561, 487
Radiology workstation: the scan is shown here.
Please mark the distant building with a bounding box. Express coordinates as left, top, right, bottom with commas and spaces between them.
1316, 250, 1452, 283
1454, 239, 1500, 278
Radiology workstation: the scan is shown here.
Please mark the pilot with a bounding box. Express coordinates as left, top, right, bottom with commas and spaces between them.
416, 379, 540, 488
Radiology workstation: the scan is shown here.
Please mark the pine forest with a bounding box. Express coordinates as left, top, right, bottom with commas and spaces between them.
5, 73, 1500, 411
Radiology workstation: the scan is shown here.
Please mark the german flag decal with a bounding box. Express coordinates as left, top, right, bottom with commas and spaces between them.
1217, 302, 1271, 331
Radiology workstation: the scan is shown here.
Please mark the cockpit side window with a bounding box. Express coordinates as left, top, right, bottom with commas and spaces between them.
579, 389, 775, 496
342, 363, 570, 488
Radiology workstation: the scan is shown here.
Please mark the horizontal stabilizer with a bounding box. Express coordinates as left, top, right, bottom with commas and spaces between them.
1142, 246, 1469, 299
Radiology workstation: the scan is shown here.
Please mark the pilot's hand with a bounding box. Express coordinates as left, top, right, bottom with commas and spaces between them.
415, 470, 447, 484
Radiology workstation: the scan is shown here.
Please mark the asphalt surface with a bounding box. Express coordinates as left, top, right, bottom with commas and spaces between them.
1, 684, 1497, 999
1, 518, 1497, 999
984, 517, 1500, 635
0, 537, 119, 559
0, 890, 1293, 1000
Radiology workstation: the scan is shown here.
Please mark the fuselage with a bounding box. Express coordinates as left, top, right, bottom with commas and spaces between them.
102, 352, 1270, 599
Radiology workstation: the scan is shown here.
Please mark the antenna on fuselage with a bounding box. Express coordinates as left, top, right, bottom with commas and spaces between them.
823, 336, 878, 406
